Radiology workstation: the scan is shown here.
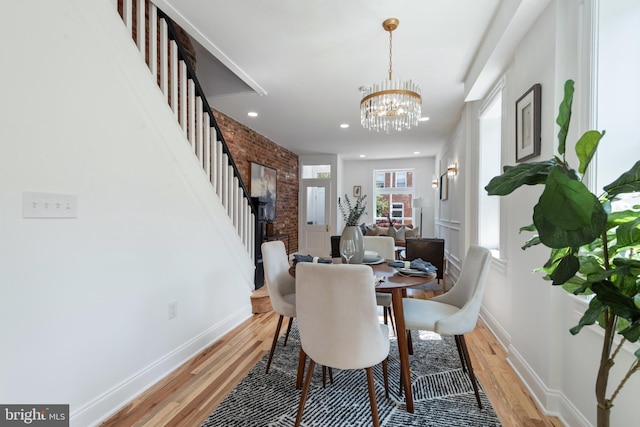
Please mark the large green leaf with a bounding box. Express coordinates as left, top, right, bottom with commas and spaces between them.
576, 130, 605, 174
570, 296, 605, 335
533, 199, 607, 248
556, 80, 575, 156
604, 160, 640, 197
550, 253, 580, 285
538, 167, 598, 230
616, 216, 640, 248
485, 160, 558, 196
607, 209, 640, 229
592, 281, 640, 322
521, 235, 541, 250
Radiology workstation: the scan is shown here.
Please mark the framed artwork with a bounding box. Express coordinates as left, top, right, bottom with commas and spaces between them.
353, 185, 362, 198
250, 162, 277, 220
439, 173, 448, 201
516, 83, 541, 163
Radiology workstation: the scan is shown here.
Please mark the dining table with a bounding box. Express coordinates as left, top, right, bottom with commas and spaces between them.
290, 257, 436, 413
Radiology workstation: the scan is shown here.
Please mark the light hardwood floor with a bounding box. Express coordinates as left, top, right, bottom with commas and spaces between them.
101, 289, 563, 427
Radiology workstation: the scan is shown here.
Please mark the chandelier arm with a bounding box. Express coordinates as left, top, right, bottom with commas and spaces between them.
360, 89, 422, 107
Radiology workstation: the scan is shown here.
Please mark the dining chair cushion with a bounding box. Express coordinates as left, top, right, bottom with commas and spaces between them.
402, 245, 492, 335
363, 236, 395, 260
296, 263, 389, 370
403, 299, 459, 332
262, 240, 296, 318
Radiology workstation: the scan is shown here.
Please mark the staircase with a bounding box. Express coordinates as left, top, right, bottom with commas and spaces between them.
114, 0, 256, 261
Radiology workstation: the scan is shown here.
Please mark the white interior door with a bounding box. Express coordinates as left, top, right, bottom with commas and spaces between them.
300, 181, 331, 257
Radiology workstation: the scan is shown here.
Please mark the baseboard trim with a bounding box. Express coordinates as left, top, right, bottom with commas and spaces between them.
507, 344, 589, 427
71, 303, 252, 427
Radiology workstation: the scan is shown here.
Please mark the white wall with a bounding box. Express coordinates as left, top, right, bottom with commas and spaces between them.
452, 1, 640, 426
339, 157, 436, 236
0, 1, 253, 425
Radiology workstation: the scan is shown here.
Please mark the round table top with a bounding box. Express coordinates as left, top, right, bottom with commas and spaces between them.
289, 258, 436, 291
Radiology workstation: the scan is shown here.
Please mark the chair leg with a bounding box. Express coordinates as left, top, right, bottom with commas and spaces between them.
283, 317, 294, 347
365, 367, 381, 427
382, 358, 389, 398
454, 335, 468, 373
322, 366, 327, 388
458, 335, 482, 409
295, 359, 316, 427
265, 314, 284, 374
329, 367, 334, 384
296, 347, 307, 390
407, 330, 413, 355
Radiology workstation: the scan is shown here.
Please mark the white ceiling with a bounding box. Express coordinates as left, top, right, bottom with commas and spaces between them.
156, 0, 504, 160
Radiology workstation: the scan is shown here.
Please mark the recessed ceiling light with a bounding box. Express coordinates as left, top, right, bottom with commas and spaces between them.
247, 112, 258, 117
418, 116, 430, 122
413, 151, 420, 155
359, 154, 366, 158
340, 123, 349, 128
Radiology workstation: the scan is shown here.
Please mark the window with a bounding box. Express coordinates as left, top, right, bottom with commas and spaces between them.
302, 165, 331, 179
478, 88, 503, 257
595, 0, 640, 209
396, 172, 407, 188
373, 169, 415, 226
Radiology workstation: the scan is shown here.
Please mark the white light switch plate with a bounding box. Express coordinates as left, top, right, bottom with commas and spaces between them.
23, 191, 77, 219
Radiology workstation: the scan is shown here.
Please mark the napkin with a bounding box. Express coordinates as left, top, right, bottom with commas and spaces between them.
293, 254, 333, 265
387, 258, 437, 274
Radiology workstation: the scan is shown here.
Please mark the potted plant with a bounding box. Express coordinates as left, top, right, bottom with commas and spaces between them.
485, 79, 640, 427
338, 194, 367, 263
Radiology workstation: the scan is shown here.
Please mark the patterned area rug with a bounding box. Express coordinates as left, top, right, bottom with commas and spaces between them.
202, 325, 501, 426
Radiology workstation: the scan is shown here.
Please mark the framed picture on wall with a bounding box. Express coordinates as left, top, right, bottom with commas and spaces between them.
250, 162, 277, 220
353, 185, 362, 198
439, 173, 448, 201
515, 83, 541, 163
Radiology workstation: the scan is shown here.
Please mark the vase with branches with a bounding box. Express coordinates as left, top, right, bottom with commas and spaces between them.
485, 79, 640, 427
338, 194, 367, 263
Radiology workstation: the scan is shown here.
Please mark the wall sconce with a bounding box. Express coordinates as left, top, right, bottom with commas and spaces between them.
447, 161, 458, 177
431, 175, 439, 189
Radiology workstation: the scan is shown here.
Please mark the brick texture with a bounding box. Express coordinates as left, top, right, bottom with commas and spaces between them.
213, 110, 299, 253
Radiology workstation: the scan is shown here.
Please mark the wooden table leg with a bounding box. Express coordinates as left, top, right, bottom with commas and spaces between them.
391, 288, 414, 413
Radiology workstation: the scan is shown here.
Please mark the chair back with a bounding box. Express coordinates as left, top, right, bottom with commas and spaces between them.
432, 245, 492, 334
405, 238, 445, 280
363, 236, 395, 260
296, 263, 389, 370
261, 241, 296, 317
330, 235, 341, 258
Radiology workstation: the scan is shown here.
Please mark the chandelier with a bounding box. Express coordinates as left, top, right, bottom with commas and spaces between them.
360, 18, 422, 132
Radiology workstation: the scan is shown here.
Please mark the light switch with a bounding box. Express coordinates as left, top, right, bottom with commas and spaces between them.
23, 191, 77, 219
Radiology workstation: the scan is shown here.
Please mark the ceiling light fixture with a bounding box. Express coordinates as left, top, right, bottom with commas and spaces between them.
360, 18, 422, 133
247, 112, 258, 117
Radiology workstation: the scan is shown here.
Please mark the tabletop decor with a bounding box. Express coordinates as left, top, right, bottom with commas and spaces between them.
485, 79, 640, 427
339, 194, 368, 263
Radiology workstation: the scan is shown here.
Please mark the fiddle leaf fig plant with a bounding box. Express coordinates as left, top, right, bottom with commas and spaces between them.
485, 79, 640, 427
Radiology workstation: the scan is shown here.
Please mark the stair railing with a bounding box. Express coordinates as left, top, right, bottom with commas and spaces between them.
115, 0, 255, 261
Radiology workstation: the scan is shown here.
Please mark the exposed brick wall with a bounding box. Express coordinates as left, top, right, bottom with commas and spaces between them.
213, 110, 299, 253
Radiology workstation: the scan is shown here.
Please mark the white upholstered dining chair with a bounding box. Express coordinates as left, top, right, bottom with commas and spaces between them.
294, 262, 390, 427
364, 235, 396, 333
402, 245, 492, 408
261, 240, 296, 374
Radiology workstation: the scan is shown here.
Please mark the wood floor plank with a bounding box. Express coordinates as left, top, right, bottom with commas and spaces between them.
101, 299, 562, 427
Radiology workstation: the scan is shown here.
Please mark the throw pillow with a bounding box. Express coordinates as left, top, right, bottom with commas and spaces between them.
405, 226, 420, 238
375, 225, 388, 236
395, 226, 406, 242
